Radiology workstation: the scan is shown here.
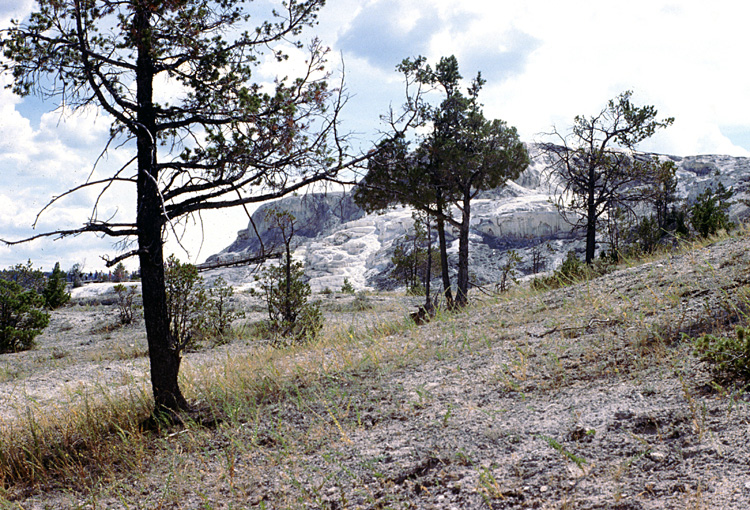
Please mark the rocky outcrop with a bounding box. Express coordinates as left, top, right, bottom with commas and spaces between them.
206, 192, 365, 266
207, 148, 750, 292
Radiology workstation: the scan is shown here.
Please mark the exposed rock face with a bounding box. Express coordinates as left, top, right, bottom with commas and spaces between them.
207, 148, 750, 292
206, 193, 365, 265
673, 154, 750, 212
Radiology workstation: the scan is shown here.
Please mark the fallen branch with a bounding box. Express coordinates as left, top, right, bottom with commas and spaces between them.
530, 318, 620, 338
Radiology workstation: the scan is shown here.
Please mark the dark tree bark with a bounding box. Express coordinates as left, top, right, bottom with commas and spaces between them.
455, 186, 471, 308
424, 218, 433, 311
434, 191, 454, 309
585, 166, 598, 264
133, 5, 187, 412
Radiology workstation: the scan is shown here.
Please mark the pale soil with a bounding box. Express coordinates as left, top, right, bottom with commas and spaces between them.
6, 237, 750, 509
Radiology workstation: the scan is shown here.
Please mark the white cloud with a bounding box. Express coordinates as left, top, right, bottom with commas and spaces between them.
38, 106, 112, 150
465, 0, 750, 156
337, 0, 440, 70
0, 77, 35, 157
0, 97, 136, 270
3, 0, 750, 272
0, 0, 32, 24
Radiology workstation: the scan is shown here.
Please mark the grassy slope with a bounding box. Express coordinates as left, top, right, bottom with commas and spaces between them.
3, 235, 750, 509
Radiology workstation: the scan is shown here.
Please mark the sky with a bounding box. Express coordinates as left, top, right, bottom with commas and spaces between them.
1, 0, 749, 272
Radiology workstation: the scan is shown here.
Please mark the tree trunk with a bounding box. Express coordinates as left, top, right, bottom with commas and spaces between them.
455, 189, 471, 307
435, 191, 454, 309
424, 219, 433, 311
135, 6, 188, 414
284, 240, 292, 323
585, 167, 597, 264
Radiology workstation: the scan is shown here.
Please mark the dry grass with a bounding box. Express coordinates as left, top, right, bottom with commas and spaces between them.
0, 296, 432, 504
2, 232, 750, 508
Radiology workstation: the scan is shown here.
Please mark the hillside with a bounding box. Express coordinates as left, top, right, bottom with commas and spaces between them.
2, 234, 750, 508
205, 148, 750, 294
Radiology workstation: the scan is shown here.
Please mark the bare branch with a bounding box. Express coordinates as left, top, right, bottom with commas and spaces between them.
1, 222, 137, 246
32, 173, 136, 229
102, 249, 142, 268
72, 0, 136, 129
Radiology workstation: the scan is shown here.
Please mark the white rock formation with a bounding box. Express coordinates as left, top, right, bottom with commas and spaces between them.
206, 149, 750, 291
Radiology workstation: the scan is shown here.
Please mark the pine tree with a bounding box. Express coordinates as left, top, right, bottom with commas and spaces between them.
43, 262, 70, 309
1, 0, 416, 415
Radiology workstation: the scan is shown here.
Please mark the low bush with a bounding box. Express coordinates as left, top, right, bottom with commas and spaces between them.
201, 276, 245, 344
251, 257, 324, 344
341, 278, 356, 295
497, 250, 521, 293
165, 255, 205, 352
690, 183, 734, 238
693, 326, 750, 384
531, 251, 610, 290
0, 278, 50, 353
0, 260, 45, 294
113, 284, 139, 325
165, 257, 244, 350
350, 291, 373, 312
43, 262, 70, 309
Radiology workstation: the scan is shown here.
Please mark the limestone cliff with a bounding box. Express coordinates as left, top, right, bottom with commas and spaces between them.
206, 149, 750, 292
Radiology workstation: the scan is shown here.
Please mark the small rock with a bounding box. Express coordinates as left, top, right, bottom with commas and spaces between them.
745, 481, 750, 490
648, 451, 667, 462
540, 486, 549, 493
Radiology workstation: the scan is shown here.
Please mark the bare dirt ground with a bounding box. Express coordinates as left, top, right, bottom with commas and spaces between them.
5, 237, 750, 509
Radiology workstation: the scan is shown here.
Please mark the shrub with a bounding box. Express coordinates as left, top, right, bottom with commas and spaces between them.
350, 291, 372, 311
289, 301, 324, 344
390, 244, 440, 294
690, 183, 734, 238
113, 284, 138, 325
252, 257, 323, 344
530, 242, 553, 274
389, 211, 440, 295
693, 326, 750, 384
0, 260, 45, 294
112, 262, 128, 283
558, 251, 589, 279
243, 319, 276, 342
405, 282, 425, 296
532, 251, 592, 290
43, 262, 70, 309
165, 255, 206, 352
621, 207, 688, 259
633, 216, 662, 255
0, 278, 50, 353
341, 278, 355, 295
164, 261, 244, 347
202, 276, 244, 342
497, 250, 521, 293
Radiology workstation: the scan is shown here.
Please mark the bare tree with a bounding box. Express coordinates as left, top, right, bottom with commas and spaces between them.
542, 91, 673, 264
0, 0, 416, 416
